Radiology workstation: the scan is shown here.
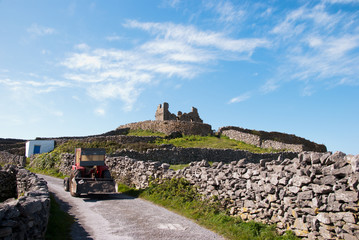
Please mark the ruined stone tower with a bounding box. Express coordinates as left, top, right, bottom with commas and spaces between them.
155, 102, 203, 123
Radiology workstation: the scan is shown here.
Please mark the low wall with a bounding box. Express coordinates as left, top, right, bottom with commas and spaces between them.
112, 147, 297, 165
0, 151, 26, 167
0, 166, 16, 202
219, 127, 327, 152
38, 135, 160, 147
117, 120, 213, 136
105, 151, 358, 239
0, 165, 50, 240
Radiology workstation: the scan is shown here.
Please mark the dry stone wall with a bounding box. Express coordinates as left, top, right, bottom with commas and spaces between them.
0, 139, 26, 156
117, 120, 212, 136
0, 151, 26, 167
112, 147, 297, 165
0, 166, 16, 202
219, 127, 327, 153
107, 152, 359, 239
0, 165, 50, 240
38, 135, 159, 147
55, 150, 359, 239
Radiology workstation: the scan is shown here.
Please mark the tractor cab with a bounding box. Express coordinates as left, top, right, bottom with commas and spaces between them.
64, 148, 116, 197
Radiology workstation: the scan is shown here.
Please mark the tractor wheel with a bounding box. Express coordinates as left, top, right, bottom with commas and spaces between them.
103, 170, 111, 179
63, 177, 69, 191
69, 170, 81, 197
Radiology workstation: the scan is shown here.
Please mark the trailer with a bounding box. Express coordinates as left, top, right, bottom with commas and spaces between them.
63, 148, 117, 197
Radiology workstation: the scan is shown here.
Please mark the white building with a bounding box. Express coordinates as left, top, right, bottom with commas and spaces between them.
25, 140, 55, 157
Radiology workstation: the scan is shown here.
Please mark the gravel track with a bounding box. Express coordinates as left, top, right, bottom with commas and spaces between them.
38, 174, 224, 240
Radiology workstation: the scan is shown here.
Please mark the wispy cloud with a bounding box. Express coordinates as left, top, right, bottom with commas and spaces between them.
124, 20, 270, 54
0, 77, 69, 94
27, 23, 55, 36
228, 92, 251, 104
324, 0, 359, 4
163, 0, 181, 8
263, 2, 359, 94
75, 43, 90, 51
205, 1, 245, 23
62, 20, 269, 110
94, 108, 105, 116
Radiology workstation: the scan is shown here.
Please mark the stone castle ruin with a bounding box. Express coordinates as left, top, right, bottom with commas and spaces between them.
155, 102, 203, 123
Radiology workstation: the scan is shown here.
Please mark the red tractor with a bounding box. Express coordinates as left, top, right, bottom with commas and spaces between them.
63, 148, 116, 197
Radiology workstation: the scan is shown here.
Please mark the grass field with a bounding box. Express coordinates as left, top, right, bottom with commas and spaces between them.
155, 135, 282, 153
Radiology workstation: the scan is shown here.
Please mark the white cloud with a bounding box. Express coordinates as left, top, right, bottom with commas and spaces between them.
0, 77, 70, 95
265, 2, 359, 93
211, 1, 245, 23
306, 36, 323, 48
27, 23, 55, 36
140, 40, 214, 63
261, 79, 280, 93
62, 20, 270, 110
94, 108, 105, 116
75, 43, 90, 51
302, 85, 315, 96
62, 53, 102, 70
0, 78, 21, 87
163, 0, 181, 8
229, 92, 251, 104
124, 20, 270, 54
324, 0, 359, 4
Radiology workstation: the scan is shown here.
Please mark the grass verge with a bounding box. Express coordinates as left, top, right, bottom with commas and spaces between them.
45, 193, 74, 240
26, 167, 68, 179
117, 178, 298, 240
155, 135, 283, 153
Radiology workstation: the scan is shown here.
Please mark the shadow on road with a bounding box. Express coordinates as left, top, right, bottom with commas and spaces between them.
51, 193, 93, 240
81, 193, 136, 202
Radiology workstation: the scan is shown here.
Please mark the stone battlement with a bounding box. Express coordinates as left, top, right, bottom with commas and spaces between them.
155, 102, 203, 123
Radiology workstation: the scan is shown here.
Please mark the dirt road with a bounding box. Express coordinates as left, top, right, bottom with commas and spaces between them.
39, 174, 224, 240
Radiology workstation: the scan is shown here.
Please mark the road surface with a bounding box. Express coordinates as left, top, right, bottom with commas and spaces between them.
38, 174, 224, 240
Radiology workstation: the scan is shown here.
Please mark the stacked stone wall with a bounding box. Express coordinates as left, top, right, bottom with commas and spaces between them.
219, 127, 327, 153
117, 120, 212, 136
112, 147, 297, 165
0, 151, 26, 167
0, 167, 16, 202
48, 135, 159, 147
0, 139, 26, 156
55, 149, 359, 238
0, 165, 50, 239
105, 152, 359, 239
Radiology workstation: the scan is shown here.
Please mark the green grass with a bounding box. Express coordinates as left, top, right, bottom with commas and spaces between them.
155, 135, 282, 153
169, 163, 190, 171
45, 193, 74, 240
127, 129, 166, 137
26, 167, 68, 179
117, 178, 298, 240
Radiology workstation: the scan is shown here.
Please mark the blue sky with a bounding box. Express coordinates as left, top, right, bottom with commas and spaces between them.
0, 0, 358, 154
